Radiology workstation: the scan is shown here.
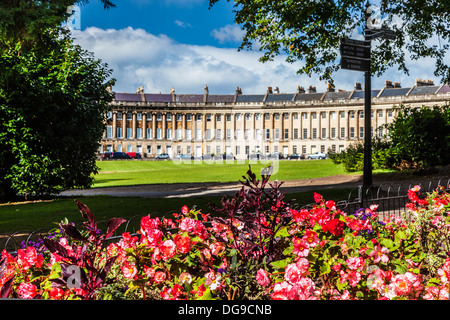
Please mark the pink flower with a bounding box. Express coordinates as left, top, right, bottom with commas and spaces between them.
287, 278, 316, 300
391, 274, 412, 296
142, 228, 163, 248
143, 265, 155, 278
347, 271, 361, 287
271, 281, 292, 300
292, 237, 309, 257
159, 240, 177, 260
179, 272, 193, 284
285, 263, 302, 284
346, 256, 364, 271
154, 271, 166, 284
17, 283, 38, 299
179, 217, 196, 232
209, 242, 225, 256
369, 245, 390, 263
122, 262, 137, 279
302, 230, 319, 248
296, 258, 310, 274
141, 215, 161, 231
256, 268, 270, 287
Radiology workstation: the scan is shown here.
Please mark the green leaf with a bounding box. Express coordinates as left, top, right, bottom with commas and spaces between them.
270, 259, 289, 270
380, 238, 394, 250
320, 262, 331, 275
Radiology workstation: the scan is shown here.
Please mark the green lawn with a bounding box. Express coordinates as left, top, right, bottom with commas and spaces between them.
92, 159, 349, 187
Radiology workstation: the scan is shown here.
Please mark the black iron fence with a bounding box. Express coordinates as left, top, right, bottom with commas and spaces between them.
302, 177, 450, 221
2, 177, 449, 254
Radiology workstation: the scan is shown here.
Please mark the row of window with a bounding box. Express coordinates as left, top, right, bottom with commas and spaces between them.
105, 126, 387, 140
106, 109, 394, 122
106, 144, 346, 156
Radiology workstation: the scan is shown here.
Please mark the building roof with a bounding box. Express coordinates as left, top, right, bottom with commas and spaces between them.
294, 92, 324, 101
265, 93, 295, 102
378, 87, 411, 97
350, 89, 381, 99
323, 91, 352, 101
207, 95, 235, 103
236, 95, 265, 103
113, 81, 449, 104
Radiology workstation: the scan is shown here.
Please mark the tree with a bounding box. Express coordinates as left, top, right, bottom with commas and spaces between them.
0, 29, 115, 199
0, 1, 116, 200
209, 0, 450, 84
0, 0, 115, 45
385, 104, 450, 169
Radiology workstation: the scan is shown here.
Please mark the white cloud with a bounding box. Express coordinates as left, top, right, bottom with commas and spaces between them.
210, 24, 245, 44
174, 20, 192, 28
71, 27, 443, 96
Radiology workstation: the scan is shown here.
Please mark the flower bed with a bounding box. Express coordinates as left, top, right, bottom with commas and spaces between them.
1, 167, 449, 300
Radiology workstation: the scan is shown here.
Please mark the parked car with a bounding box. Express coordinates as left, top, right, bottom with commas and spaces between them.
155, 153, 170, 160
126, 152, 142, 159
306, 152, 326, 159
176, 154, 194, 160
102, 152, 132, 160
287, 153, 305, 160
269, 152, 285, 159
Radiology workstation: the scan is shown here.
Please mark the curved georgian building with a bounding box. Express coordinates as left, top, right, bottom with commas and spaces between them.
101, 79, 450, 159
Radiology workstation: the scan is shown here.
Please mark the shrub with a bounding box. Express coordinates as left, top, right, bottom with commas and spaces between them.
0, 166, 449, 300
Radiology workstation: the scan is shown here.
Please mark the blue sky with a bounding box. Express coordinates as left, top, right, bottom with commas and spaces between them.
71, 0, 444, 95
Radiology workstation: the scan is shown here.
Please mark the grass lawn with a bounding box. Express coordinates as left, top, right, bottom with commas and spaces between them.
0, 188, 353, 234
0, 159, 356, 233
92, 159, 349, 187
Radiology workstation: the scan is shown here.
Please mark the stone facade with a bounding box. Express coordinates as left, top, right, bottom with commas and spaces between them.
101, 80, 450, 159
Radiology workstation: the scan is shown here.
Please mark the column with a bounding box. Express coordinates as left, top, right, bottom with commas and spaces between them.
152, 113, 156, 140
162, 113, 166, 140
132, 112, 137, 139
112, 112, 117, 138
122, 112, 126, 140
142, 113, 147, 139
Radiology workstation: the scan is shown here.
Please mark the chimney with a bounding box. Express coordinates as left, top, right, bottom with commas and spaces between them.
384, 80, 394, 88
393, 82, 401, 88
307, 85, 316, 94
297, 85, 305, 94
235, 86, 242, 95
267, 86, 273, 94
327, 82, 335, 92
170, 87, 175, 103
354, 82, 362, 90
136, 85, 144, 94
415, 78, 434, 86
203, 84, 209, 103
274, 87, 280, 94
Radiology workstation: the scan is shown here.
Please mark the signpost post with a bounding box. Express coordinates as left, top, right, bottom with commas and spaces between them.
340, 2, 396, 191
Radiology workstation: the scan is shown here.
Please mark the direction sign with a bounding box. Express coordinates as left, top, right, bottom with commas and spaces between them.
341, 56, 370, 72
340, 43, 371, 59
340, 38, 371, 72
340, 38, 371, 47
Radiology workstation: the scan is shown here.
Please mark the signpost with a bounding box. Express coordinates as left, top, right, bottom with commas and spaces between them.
340, 2, 396, 189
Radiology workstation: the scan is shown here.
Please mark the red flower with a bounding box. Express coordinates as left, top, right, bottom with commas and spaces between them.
181, 205, 189, 215
174, 234, 192, 254
313, 192, 324, 204
322, 219, 345, 236
159, 240, 177, 260
17, 283, 38, 299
